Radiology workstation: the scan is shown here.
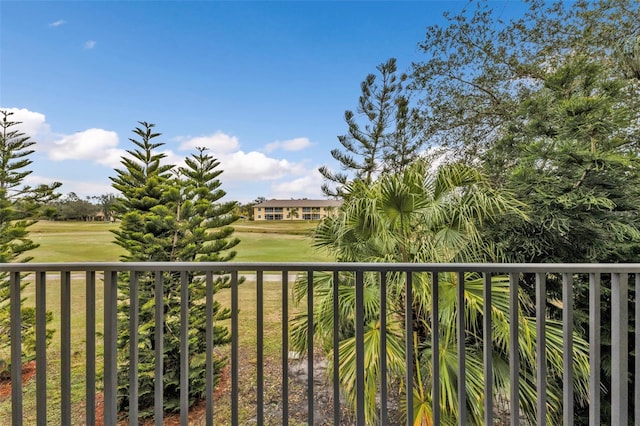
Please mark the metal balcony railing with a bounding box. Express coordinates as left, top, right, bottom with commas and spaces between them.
3, 262, 639, 425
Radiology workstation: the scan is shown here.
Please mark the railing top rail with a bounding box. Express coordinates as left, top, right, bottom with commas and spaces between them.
1, 261, 640, 273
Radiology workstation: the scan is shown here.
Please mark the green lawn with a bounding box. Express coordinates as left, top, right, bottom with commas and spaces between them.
2, 219, 331, 424
233, 232, 332, 262
27, 220, 331, 263
234, 219, 319, 235
29, 221, 124, 262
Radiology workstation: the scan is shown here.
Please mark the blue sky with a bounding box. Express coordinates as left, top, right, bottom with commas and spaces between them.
1, 1, 526, 203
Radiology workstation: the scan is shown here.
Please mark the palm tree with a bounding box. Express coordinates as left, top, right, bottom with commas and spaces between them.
290, 160, 590, 424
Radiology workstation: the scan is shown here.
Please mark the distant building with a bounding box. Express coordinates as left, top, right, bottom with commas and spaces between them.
253, 199, 342, 221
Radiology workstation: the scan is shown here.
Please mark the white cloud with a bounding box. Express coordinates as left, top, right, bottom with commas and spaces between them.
84, 40, 96, 49
3, 107, 323, 201
49, 19, 66, 27
265, 137, 312, 153
50, 128, 124, 167
23, 174, 59, 187
178, 131, 240, 153
26, 175, 113, 198
1, 107, 126, 168
174, 132, 308, 182
0, 107, 51, 139
159, 149, 187, 170
121, 142, 314, 200
61, 180, 114, 197
270, 170, 325, 199
218, 150, 306, 181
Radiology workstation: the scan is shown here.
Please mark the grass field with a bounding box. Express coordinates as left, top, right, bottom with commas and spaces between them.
27, 220, 331, 263
28, 221, 124, 262
234, 219, 318, 235
1, 219, 332, 424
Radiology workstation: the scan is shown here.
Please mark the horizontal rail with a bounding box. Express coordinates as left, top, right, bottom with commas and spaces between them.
2, 261, 640, 273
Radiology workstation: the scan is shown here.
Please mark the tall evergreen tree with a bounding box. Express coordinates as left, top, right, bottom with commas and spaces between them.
0, 110, 59, 373
482, 54, 640, 426
319, 58, 424, 197
484, 56, 640, 264
111, 123, 240, 418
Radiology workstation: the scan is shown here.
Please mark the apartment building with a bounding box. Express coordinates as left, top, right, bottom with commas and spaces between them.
253, 199, 342, 221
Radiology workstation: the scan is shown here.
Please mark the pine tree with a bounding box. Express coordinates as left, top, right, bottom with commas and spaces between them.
0, 110, 59, 374
482, 56, 640, 423
484, 56, 640, 264
319, 58, 424, 197
111, 123, 240, 418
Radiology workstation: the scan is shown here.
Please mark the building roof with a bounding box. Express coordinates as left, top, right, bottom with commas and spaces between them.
255, 199, 342, 208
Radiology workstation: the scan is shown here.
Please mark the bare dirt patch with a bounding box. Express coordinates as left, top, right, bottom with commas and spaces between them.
93, 351, 352, 425
0, 361, 37, 401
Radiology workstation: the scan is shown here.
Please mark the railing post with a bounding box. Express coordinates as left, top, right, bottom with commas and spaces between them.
85, 271, 96, 426
355, 270, 365, 425
589, 273, 601, 426
457, 271, 466, 426
231, 270, 239, 425
535, 273, 546, 426
154, 271, 164, 426
36, 271, 47, 426
379, 271, 388, 425
307, 270, 315, 425
205, 271, 214, 426
61, 271, 72, 425
104, 270, 118, 425
129, 271, 139, 424
332, 270, 340, 425
405, 272, 413, 426
256, 270, 264, 426
281, 270, 290, 425
180, 271, 189, 426
431, 271, 440, 425
611, 273, 628, 426
10, 271, 22, 426
562, 273, 574, 425
483, 272, 493, 426
636, 274, 640, 424
509, 272, 519, 426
